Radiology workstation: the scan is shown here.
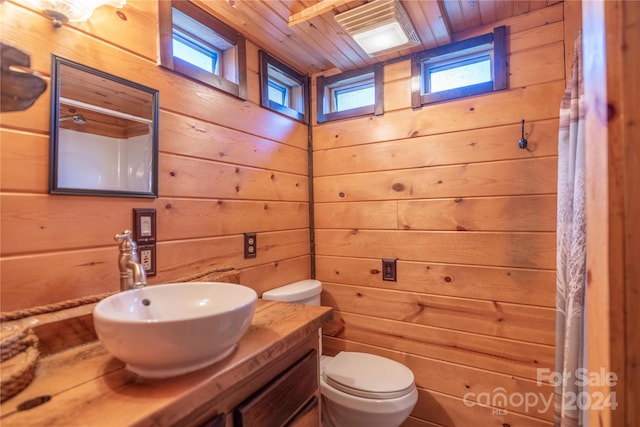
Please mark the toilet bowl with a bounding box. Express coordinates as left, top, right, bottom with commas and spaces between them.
262, 280, 418, 427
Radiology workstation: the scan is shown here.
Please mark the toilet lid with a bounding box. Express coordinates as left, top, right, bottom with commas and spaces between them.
323, 352, 415, 399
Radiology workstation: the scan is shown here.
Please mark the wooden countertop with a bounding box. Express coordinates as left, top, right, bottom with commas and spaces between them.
0, 300, 332, 427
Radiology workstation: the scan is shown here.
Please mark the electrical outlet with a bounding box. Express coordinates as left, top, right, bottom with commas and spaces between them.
244, 232, 257, 259
382, 258, 397, 282
141, 249, 152, 270
137, 244, 156, 276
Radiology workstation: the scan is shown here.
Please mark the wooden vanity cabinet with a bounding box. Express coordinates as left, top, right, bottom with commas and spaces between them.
235, 349, 319, 427
286, 396, 320, 427
0, 301, 331, 427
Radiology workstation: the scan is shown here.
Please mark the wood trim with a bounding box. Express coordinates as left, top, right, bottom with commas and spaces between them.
422, 32, 494, 60
420, 81, 495, 104
623, 6, 640, 426
410, 52, 422, 109
493, 25, 508, 90
158, 0, 174, 70
236, 37, 248, 101
173, 57, 240, 97
259, 50, 270, 112
318, 105, 374, 123
315, 74, 326, 124
373, 62, 384, 116
583, 1, 633, 426
172, 1, 240, 44
322, 65, 375, 86
584, 2, 640, 426
288, 0, 351, 27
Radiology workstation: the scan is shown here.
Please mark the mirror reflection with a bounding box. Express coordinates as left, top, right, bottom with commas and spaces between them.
50, 55, 159, 197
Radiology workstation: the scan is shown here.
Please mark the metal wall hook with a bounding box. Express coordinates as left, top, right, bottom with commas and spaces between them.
518, 119, 528, 149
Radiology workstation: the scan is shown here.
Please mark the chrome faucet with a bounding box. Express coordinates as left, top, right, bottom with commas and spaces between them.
114, 230, 147, 291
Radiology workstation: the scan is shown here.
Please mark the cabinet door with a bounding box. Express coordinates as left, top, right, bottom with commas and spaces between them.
287, 396, 319, 427
235, 350, 318, 427
199, 413, 226, 427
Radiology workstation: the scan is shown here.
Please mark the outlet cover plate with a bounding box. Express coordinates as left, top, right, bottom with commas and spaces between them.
137, 244, 156, 276
382, 258, 397, 282
244, 232, 257, 259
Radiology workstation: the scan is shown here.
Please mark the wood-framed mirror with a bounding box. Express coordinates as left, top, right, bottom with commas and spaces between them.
50, 55, 159, 198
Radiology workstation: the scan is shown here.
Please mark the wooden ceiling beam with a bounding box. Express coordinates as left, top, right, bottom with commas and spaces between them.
288, 0, 353, 27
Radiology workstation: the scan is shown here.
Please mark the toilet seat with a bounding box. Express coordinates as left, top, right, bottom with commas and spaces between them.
323, 352, 415, 399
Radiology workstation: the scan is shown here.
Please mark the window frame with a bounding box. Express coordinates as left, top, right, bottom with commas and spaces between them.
316, 64, 384, 124
172, 30, 221, 74
411, 26, 507, 107
259, 51, 309, 123
158, 1, 247, 100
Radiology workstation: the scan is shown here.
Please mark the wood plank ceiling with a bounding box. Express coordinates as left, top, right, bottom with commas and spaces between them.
195, 0, 562, 75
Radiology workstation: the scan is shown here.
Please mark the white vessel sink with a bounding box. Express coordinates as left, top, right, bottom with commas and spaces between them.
93, 282, 257, 378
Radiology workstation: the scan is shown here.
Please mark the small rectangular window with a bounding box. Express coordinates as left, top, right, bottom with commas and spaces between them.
172, 32, 219, 74
158, 1, 247, 99
316, 64, 383, 123
259, 51, 308, 123
426, 54, 491, 93
332, 79, 375, 112
267, 80, 288, 106
411, 26, 507, 107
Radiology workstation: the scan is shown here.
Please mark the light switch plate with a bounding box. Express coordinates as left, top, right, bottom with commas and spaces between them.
133, 208, 156, 243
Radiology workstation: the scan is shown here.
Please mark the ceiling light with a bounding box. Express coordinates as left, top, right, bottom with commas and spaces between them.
20, 0, 126, 27
335, 0, 420, 57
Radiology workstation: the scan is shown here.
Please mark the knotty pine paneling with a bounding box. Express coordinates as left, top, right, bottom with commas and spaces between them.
0, 0, 310, 311
313, 7, 563, 426
453, 2, 563, 41
397, 195, 557, 232
316, 256, 555, 307
315, 229, 555, 269
315, 194, 556, 232
323, 282, 555, 344
314, 119, 559, 176
160, 111, 308, 174
1, 231, 310, 310
159, 154, 308, 201
323, 311, 554, 380
0, 4, 308, 143
411, 387, 551, 427
0, 129, 49, 192
313, 80, 564, 149
314, 157, 557, 202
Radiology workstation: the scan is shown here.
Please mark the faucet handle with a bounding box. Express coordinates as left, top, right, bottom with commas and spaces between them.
114, 230, 136, 251
114, 229, 132, 240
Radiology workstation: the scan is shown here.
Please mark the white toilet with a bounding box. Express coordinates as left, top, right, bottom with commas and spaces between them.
262, 280, 418, 427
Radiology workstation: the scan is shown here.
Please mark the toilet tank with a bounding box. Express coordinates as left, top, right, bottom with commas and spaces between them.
261, 279, 322, 306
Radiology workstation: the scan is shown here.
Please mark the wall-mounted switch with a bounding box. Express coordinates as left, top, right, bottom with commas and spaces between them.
133, 208, 156, 243
382, 258, 397, 282
244, 232, 257, 259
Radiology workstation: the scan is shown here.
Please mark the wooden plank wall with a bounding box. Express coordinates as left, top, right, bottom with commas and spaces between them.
0, 0, 311, 312
313, 5, 565, 426
584, 1, 639, 426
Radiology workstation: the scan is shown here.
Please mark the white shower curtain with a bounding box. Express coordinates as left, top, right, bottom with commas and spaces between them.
555, 31, 586, 427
